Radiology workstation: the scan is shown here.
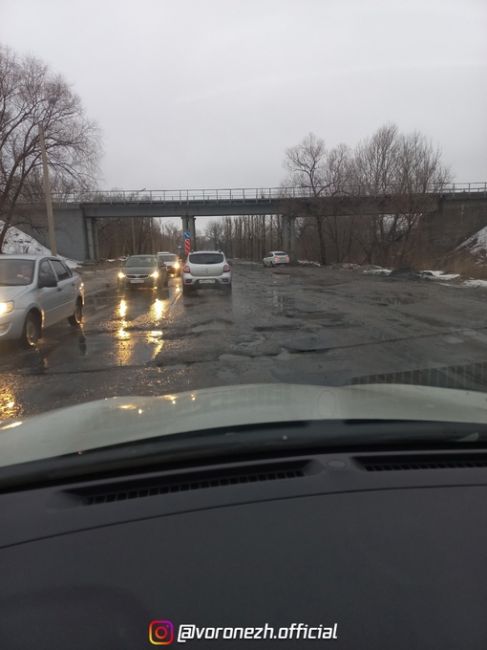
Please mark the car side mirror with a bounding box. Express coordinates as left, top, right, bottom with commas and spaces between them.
39, 277, 57, 288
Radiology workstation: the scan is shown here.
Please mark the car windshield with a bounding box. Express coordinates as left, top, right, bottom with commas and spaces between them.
0, 259, 35, 286
0, 0, 485, 469
125, 256, 157, 267
189, 253, 224, 264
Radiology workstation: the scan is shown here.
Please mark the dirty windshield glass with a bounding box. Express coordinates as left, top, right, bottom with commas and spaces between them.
0, 0, 485, 449
125, 256, 157, 267
0, 260, 35, 286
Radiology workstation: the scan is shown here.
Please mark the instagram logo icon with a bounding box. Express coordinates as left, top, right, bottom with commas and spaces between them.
149, 620, 175, 645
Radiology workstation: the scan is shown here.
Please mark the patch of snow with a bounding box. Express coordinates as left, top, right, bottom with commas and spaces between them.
0, 221, 80, 268
298, 259, 321, 267
463, 279, 487, 288
421, 270, 460, 281
362, 267, 392, 276
458, 225, 487, 255
64, 259, 81, 269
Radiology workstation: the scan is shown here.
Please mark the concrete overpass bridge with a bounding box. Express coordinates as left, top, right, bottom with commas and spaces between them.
14, 183, 487, 261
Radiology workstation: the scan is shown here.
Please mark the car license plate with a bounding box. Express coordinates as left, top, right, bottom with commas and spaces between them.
200, 279, 215, 284
130, 279, 144, 284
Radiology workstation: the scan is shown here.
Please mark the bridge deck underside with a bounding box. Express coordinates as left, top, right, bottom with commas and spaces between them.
77, 194, 447, 218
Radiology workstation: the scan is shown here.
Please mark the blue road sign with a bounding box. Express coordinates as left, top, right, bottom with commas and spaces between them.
183, 230, 191, 239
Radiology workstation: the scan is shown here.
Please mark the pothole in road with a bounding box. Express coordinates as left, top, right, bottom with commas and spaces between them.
192, 319, 234, 334
218, 353, 248, 363
373, 293, 420, 306
280, 334, 332, 353
281, 346, 330, 355
254, 324, 301, 332
228, 341, 281, 357
156, 348, 221, 365
283, 310, 347, 323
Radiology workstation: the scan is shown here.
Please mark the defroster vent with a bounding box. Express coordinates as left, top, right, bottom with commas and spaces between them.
71, 460, 316, 506
357, 454, 487, 472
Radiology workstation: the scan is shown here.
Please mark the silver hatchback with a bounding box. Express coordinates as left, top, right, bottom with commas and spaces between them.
0, 255, 84, 347
182, 251, 232, 295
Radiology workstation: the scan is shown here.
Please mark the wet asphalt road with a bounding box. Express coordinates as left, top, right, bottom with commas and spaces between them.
1, 261, 487, 421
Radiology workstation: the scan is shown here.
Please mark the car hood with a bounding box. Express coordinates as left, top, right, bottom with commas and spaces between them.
0, 285, 32, 300
1, 383, 487, 468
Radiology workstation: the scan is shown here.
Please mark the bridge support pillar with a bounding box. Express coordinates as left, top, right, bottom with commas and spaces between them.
85, 217, 96, 261
190, 216, 197, 251
181, 216, 197, 254
93, 218, 100, 260
282, 215, 297, 263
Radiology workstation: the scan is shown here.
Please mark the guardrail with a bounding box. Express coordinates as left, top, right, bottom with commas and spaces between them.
46, 182, 487, 204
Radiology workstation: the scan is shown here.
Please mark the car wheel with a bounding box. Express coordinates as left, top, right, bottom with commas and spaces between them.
21, 311, 41, 348
68, 298, 83, 327
225, 283, 232, 293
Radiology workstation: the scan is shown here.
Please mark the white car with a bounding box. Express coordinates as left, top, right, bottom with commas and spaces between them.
182, 251, 232, 295
263, 250, 290, 267
0, 255, 84, 347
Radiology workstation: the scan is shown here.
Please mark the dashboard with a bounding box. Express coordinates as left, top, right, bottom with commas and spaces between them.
1, 448, 486, 649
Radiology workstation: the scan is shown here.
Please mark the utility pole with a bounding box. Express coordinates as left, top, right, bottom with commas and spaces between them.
38, 124, 57, 256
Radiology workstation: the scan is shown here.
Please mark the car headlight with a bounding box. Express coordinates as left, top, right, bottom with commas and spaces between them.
174, 262, 180, 270
118, 271, 126, 279
150, 271, 159, 279
0, 301, 14, 316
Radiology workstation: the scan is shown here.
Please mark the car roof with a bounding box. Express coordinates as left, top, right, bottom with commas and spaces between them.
157, 251, 176, 255
0, 254, 48, 261
189, 250, 225, 254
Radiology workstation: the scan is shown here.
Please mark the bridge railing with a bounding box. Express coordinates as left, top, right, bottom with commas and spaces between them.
50, 182, 487, 204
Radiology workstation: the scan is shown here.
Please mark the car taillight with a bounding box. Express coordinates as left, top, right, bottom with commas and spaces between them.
223, 264, 230, 272
183, 264, 190, 273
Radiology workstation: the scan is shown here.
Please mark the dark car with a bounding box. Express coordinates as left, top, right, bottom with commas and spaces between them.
157, 252, 181, 277
117, 255, 168, 292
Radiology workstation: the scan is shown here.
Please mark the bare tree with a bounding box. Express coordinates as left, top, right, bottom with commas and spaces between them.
283, 133, 329, 262
0, 46, 100, 250
284, 135, 356, 263
207, 220, 224, 250
349, 124, 451, 266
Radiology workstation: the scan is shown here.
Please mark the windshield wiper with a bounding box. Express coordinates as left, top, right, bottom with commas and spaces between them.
2, 419, 487, 491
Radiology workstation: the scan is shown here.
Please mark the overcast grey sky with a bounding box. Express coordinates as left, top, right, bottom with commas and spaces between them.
2, 0, 486, 189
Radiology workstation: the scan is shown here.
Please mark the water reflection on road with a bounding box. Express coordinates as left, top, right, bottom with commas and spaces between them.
0, 385, 21, 419
113, 291, 173, 366
0, 280, 182, 420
